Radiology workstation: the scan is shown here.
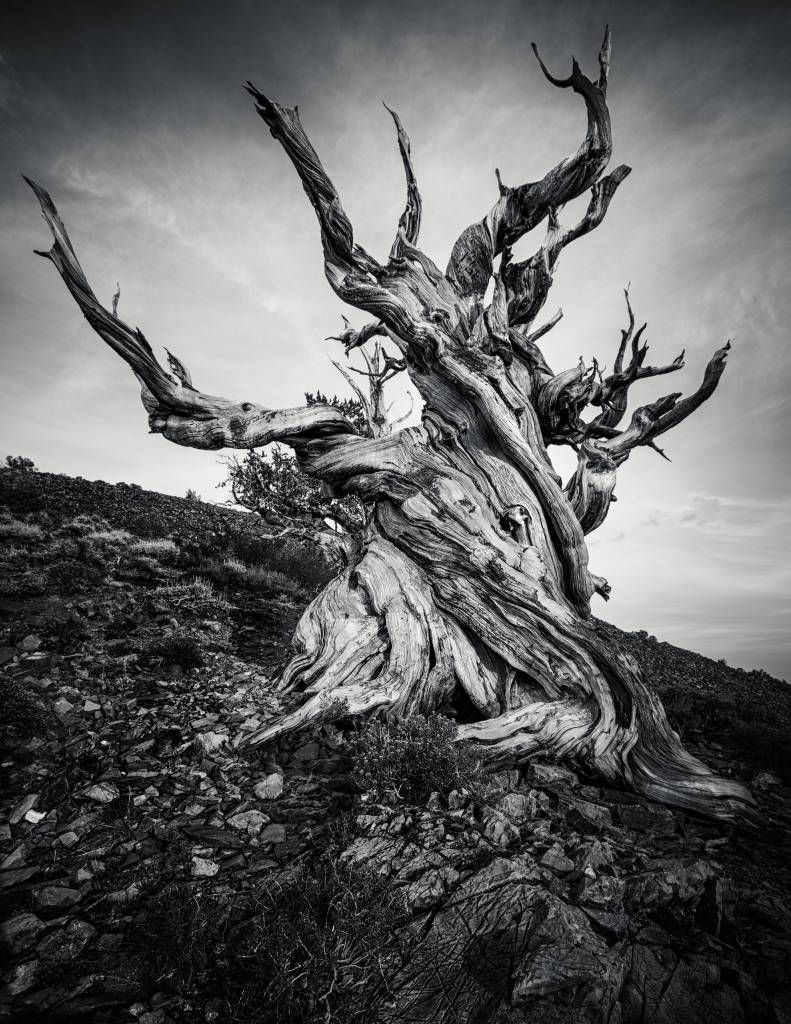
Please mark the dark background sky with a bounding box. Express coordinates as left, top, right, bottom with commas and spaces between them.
1, 0, 790, 677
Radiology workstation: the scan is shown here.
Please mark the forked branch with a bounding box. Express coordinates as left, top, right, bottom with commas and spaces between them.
603, 341, 731, 464
26, 178, 360, 451
446, 27, 617, 300
566, 340, 732, 533
590, 289, 686, 430
504, 164, 630, 328
245, 84, 440, 354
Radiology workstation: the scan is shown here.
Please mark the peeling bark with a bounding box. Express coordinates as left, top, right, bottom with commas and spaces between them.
27, 30, 752, 820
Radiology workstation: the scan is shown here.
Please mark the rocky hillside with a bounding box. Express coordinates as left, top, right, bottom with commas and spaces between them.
1, 467, 790, 1023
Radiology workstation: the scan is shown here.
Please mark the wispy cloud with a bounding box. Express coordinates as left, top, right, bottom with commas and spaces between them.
2, 0, 790, 677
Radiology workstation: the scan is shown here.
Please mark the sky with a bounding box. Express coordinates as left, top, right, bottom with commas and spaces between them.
1, 0, 790, 678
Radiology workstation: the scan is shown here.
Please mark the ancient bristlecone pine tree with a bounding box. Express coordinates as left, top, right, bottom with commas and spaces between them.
28, 31, 752, 819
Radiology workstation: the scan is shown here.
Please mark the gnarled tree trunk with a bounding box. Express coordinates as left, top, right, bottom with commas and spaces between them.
27, 29, 752, 820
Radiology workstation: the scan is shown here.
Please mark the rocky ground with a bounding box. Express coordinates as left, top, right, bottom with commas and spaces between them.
1, 467, 790, 1023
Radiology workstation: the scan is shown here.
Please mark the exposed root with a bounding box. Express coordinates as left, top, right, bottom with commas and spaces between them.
236, 533, 754, 823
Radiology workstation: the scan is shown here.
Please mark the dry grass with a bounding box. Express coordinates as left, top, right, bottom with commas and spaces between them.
130, 537, 178, 557
85, 528, 134, 545
0, 517, 43, 541
156, 576, 232, 615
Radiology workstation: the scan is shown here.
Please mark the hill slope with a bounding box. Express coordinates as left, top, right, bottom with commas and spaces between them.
1, 468, 790, 1023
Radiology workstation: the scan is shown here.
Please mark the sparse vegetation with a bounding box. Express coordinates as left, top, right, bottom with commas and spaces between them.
126, 840, 412, 1023
85, 528, 134, 546
229, 858, 412, 1023
129, 537, 177, 556
0, 570, 47, 597
141, 632, 205, 671
45, 557, 105, 592
0, 516, 43, 542
155, 576, 232, 618
2, 467, 791, 1024
349, 715, 481, 804
661, 684, 791, 782
0, 677, 51, 744
4, 455, 37, 473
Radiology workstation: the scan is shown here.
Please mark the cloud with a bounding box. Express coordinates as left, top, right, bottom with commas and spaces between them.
1, 0, 789, 678
0, 51, 23, 115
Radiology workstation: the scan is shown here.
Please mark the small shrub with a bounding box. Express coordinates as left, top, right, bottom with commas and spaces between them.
0, 544, 27, 563
155, 577, 231, 619
230, 858, 413, 1023
130, 537, 178, 561
203, 556, 306, 597
0, 471, 45, 514
660, 687, 791, 783
185, 488, 202, 502
59, 513, 111, 537
132, 879, 225, 996
222, 556, 246, 575
229, 532, 275, 566
141, 633, 205, 670
0, 678, 51, 743
232, 532, 334, 590
5, 455, 37, 473
38, 609, 92, 651
244, 565, 306, 597
126, 511, 167, 539
0, 571, 47, 597
45, 558, 105, 593
85, 528, 133, 546
126, 837, 411, 1022
0, 517, 43, 542
349, 714, 481, 804
187, 522, 236, 560
732, 723, 791, 783
267, 536, 335, 590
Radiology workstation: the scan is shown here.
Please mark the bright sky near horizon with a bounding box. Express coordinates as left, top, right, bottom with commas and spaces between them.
1, 0, 789, 678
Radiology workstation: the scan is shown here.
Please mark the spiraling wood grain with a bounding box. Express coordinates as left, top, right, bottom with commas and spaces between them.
27, 29, 751, 820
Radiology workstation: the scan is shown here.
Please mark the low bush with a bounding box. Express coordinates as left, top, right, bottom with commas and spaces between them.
661, 686, 791, 782
38, 609, 93, 651
232, 532, 334, 591
59, 513, 111, 537
129, 537, 179, 561
244, 565, 306, 598
85, 528, 133, 546
229, 532, 276, 566
732, 722, 791, 782
201, 556, 307, 598
0, 468, 45, 514
141, 632, 205, 670
125, 511, 166, 539
185, 521, 237, 560
132, 878, 226, 997
349, 714, 481, 804
5, 455, 37, 473
229, 859, 412, 1023
154, 577, 231, 619
0, 678, 51, 744
0, 517, 43, 542
0, 571, 47, 597
45, 558, 105, 593
126, 834, 412, 1023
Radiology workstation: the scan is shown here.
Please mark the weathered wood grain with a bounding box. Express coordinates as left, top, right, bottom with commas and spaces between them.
28, 30, 751, 820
